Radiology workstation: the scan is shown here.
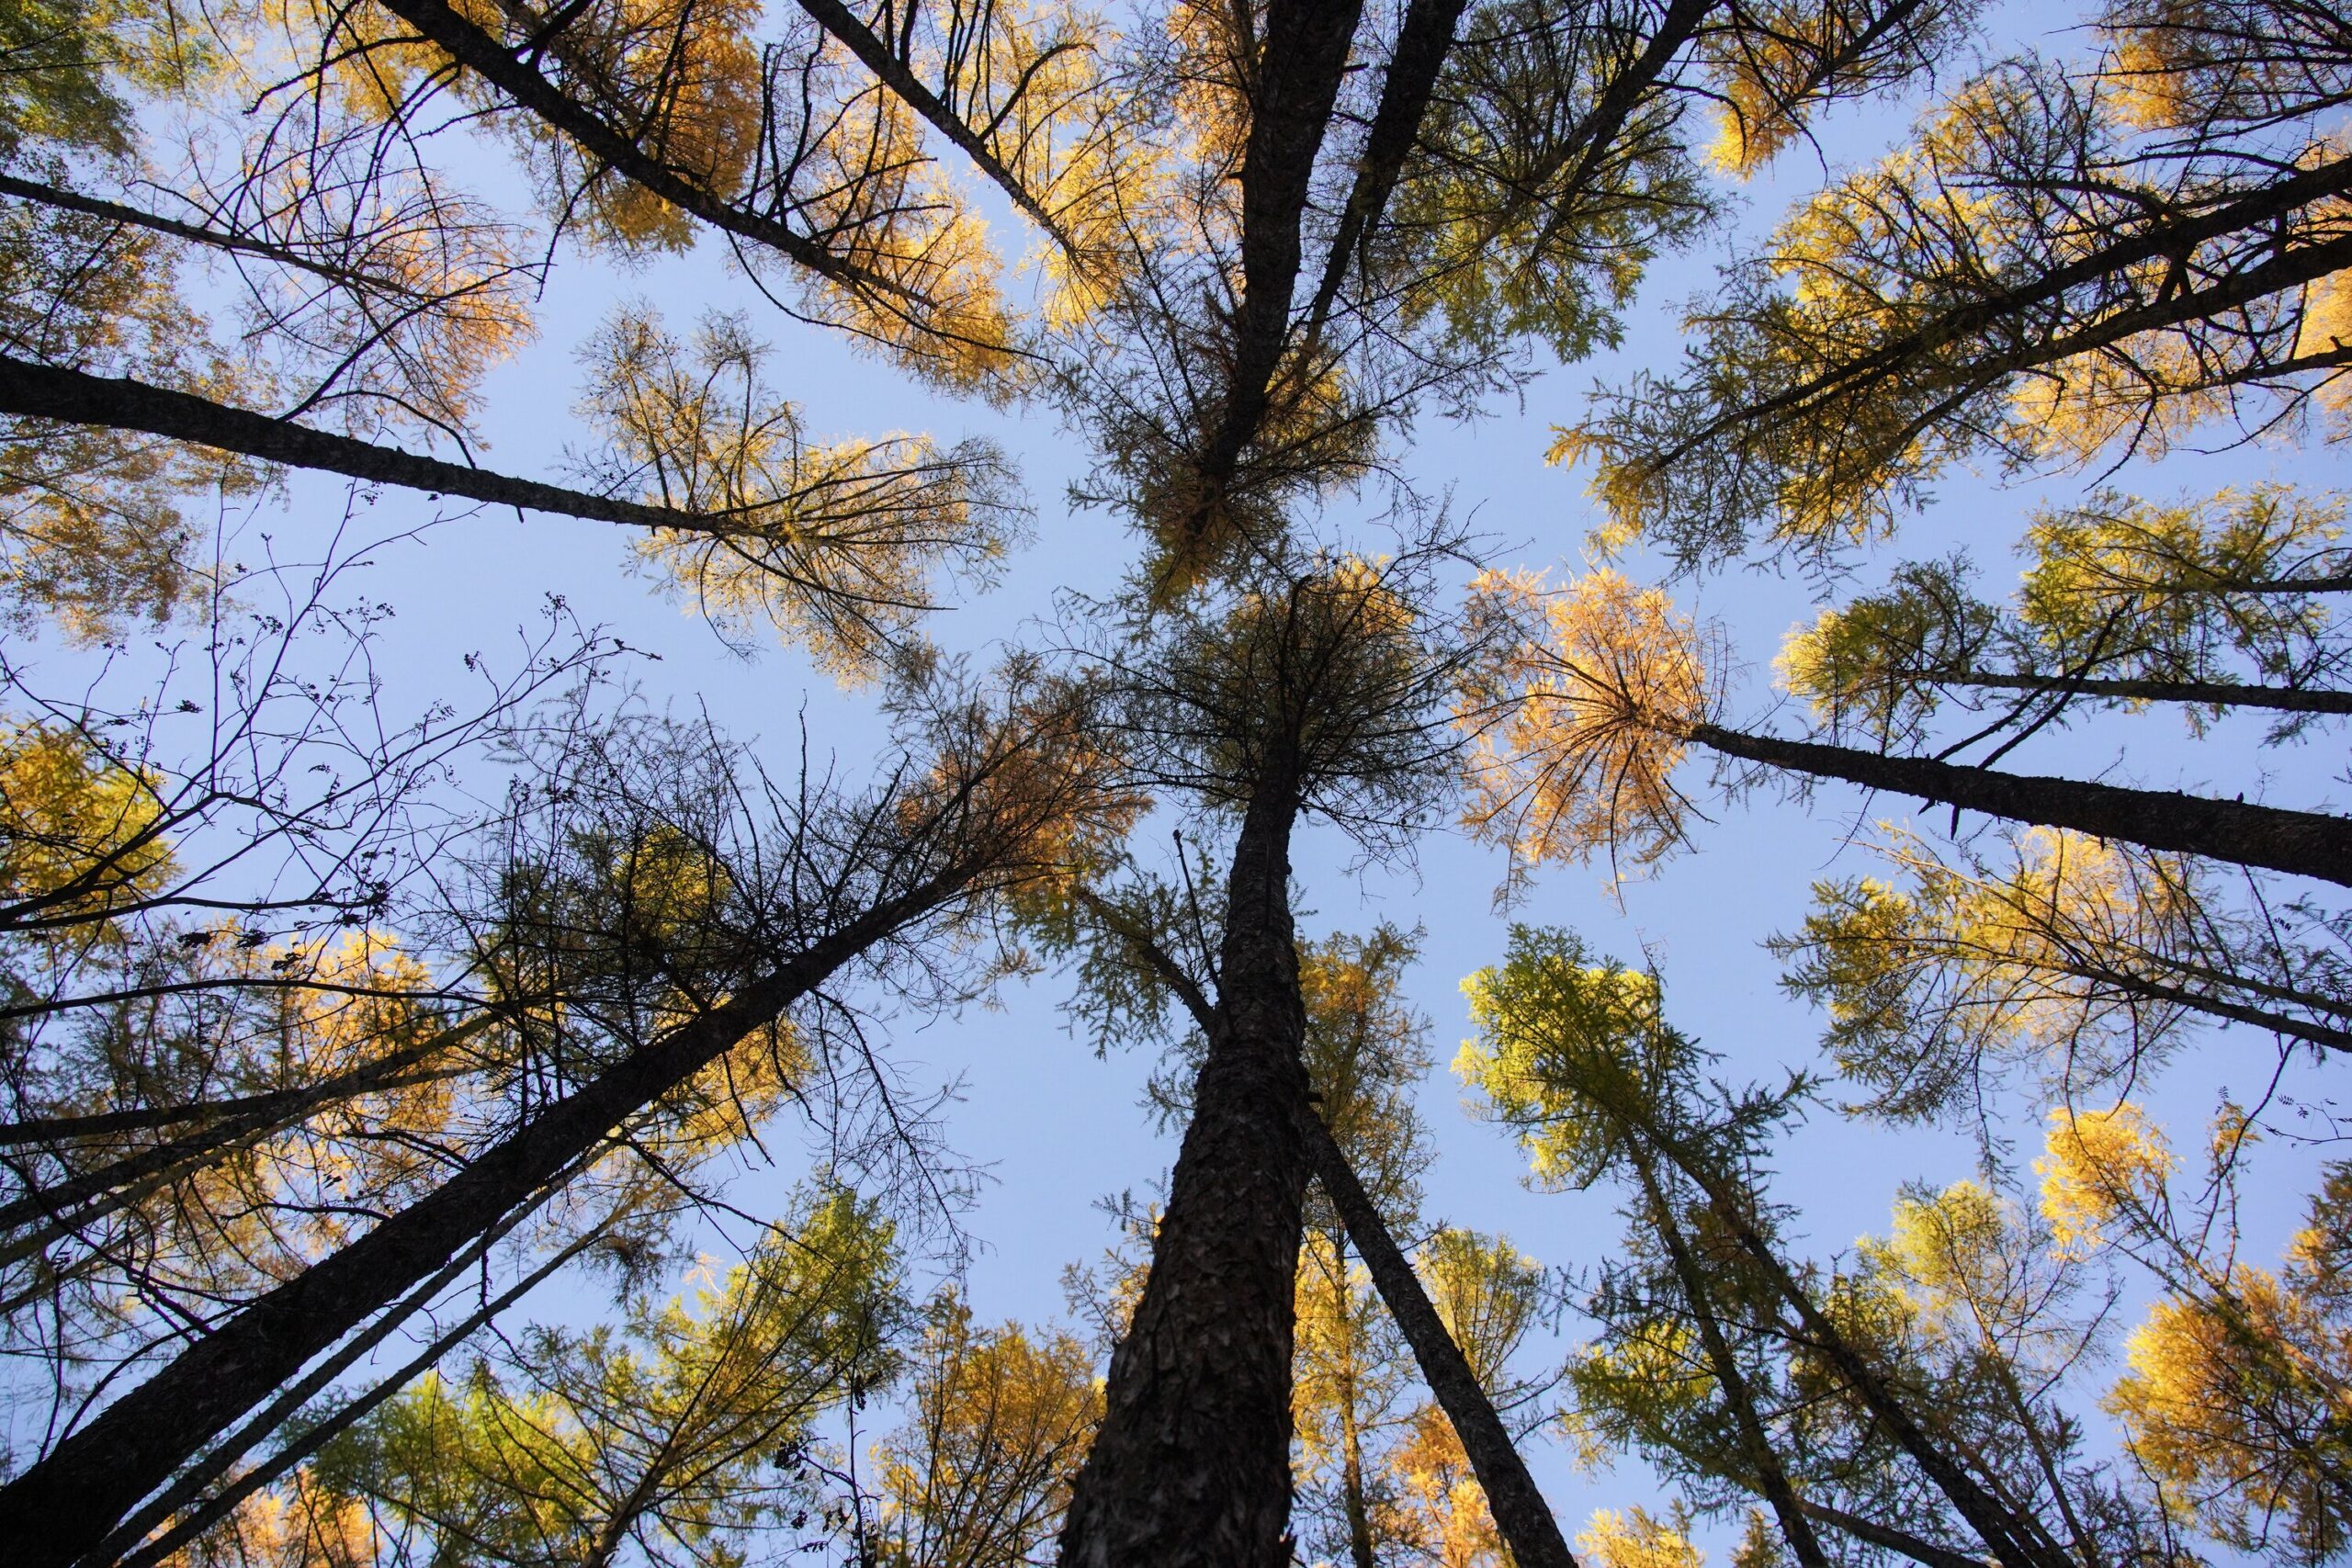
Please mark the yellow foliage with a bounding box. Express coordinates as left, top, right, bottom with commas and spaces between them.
1458, 568, 1709, 880
2036, 1101, 2176, 1259
1578, 1506, 1704, 1568
1380, 1404, 1507, 1568
0, 722, 175, 924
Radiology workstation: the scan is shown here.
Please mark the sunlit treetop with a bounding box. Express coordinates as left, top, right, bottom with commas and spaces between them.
1556, 22, 2352, 574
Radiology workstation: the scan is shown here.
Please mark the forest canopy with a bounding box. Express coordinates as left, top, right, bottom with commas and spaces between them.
0, 0, 2346, 1565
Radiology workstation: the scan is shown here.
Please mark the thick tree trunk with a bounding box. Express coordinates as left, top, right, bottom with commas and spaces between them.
1628, 1154, 1831, 1568
1182, 0, 1365, 527
0, 356, 700, 530
1688, 721, 2352, 888
1058, 769, 1313, 1568
0, 876, 965, 1568
1301, 1113, 1579, 1568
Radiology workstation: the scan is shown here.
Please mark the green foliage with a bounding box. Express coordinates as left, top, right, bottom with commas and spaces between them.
312, 1188, 906, 1568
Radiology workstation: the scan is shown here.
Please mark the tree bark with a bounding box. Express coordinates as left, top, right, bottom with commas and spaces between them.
0, 355, 701, 531
1687, 720, 2352, 888
1058, 766, 1314, 1568
1181, 0, 1366, 531
0, 873, 968, 1568
1301, 1111, 1579, 1568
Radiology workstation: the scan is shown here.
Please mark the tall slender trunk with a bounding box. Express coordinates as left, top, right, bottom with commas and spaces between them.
1339, 1325, 1378, 1568
1302, 1112, 1578, 1568
1640, 1126, 2075, 1568
1686, 721, 2352, 888
0, 356, 695, 532
0, 875, 966, 1568
1058, 765, 1313, 1568
1627, 1153, 1830, 1568
0, 1019, 492, 1252
1926, 669, 2352, 717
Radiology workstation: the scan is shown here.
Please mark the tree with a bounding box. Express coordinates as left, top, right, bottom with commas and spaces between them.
870, 1300, 1102, 1568
299, 1187, 904, 1568
1770, 824, 2352, 1126
1460, 565, 2352, 887
1555, 19, 2352, 573
0, 660, 1132, 1565
1776, 488, 2352, 749
1457, 924, 2113, 1568
2040, 1102, 2352, 1562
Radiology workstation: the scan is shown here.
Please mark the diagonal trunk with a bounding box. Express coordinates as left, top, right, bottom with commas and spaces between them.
1641, 1125, 2075, 1568
0, 355, 705, 532
1302, 1111, 1578, 1568
1058, 764, 1313, 1568
1627, 1152, 1831, 1568
1636, 152, 2352, 475
1924, 668, 2352, 718
0, 872, 971, 1568
0, 1017, 492, 1249
1686, 720, 2352, 888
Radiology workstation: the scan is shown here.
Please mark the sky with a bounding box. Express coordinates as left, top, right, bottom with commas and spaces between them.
74, 0, 2352, 1551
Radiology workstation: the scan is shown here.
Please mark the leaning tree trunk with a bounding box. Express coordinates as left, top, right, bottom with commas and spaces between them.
1638, 1124, 2077, 1568
1301, 1112, 1579, 1568
1929, 669, 2352, 717
1688, 721, 2352, 888
1058, 764, 1314, 1568
1627, 1153, 1832, 1568
0, 356, 700, 532
0, 874, 967, 1568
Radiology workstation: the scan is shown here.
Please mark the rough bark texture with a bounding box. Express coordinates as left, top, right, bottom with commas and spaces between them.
0, 879, 962, 1568
1689, 721, 2352, 888
1185, 0, 1366, 512
0, 355, 696, 531
1303, 1112, 1580, 1568
1058, 771, 1312, 1568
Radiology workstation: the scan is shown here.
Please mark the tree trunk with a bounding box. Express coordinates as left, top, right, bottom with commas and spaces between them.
1931, 669, 2352, 718
1645, 151, 2352, 469
1643, 1126, 2075, 1568
0, 875, 966, 1568
0, 355, 698, 532
1628, 1153, 1831, 1568
1687, 721, 2352, 888
1301, 1111, 1579, 1568
1058, 768, 1314, 1568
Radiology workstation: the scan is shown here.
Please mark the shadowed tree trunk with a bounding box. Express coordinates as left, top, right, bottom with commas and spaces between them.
1301, 1110, 1580, 1568
1634, 1120, 2076, 1568
1686, 721, 2352, 887
1626, 1152, 1832, 1568
0, 355, 707, 531
0, 868, 976, 1568
1059, 759, 1314, 1568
